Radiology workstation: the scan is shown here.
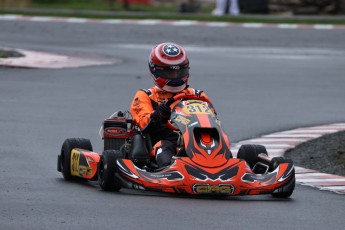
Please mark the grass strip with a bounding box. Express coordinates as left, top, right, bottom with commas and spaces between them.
1, 9, 345, 25
0, 50, 8, 58
0, 49, 25, 58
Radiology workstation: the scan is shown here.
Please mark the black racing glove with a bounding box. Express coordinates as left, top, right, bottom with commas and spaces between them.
151, 104, 171, 123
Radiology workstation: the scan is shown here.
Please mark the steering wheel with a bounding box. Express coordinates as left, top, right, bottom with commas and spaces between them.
165, 93, 212, 131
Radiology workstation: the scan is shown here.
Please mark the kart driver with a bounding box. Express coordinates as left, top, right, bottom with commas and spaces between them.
130, 42, 211, 168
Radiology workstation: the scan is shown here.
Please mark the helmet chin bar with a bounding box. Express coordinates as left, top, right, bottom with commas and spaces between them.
162, 83, 187, 93
151, 74, 188, 93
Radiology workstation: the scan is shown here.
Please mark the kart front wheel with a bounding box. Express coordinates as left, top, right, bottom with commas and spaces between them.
59, 138, 93, 181
271, 157, 295, 198
237, 144, 268, 168
98, 150, 123, 191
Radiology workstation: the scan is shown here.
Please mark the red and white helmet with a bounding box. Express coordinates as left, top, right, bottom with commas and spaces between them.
149, 42, 190, 93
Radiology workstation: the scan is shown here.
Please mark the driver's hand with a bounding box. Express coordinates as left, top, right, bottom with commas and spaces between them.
152, 104, 171, 122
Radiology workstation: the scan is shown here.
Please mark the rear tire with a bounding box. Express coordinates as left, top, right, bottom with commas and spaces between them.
59, 138, 93, 180
237, 144, 268, 169
98, 150, 123, 191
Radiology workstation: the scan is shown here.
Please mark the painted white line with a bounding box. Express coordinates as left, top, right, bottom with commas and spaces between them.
259, 144, 293, 148
277, 24, 299, 29
320, 186, 345, 191
296, 173, 332, 178
244, 138, 305, 143
330, 123, 345, 128
0, 14, 22, 20
281, 130, 338, 134
314, 24, 334, 30
297, 178, 345, 183
172, 20, 198, 26
263, 134, 321, 138
102, 19, 123, 24
231, 144, 292, 148
30, 16, 53, 22
66, 18, 88, 23
206, 22, 229, 27
137, 19, 162, 25
242, 23, 263, 28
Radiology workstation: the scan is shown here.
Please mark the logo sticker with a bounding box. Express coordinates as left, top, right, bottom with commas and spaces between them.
104, 127, 127, 137
193, 184, 235, 194
162, 44, 180, 57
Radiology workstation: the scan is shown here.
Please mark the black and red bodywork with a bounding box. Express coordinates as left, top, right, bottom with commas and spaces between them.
58, 94, 295, 196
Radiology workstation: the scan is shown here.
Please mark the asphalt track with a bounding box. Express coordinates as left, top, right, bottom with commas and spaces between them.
1, 19, 345, 230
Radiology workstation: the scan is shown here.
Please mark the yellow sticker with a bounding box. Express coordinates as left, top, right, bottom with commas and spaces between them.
70, 149, 80, 176
193, 184, 234, 194
175, 115, 190, 125
79, 166, 93, 175
182, 103, 212, 115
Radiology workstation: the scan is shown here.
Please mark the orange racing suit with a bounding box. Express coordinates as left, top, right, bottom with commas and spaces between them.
130, 86, 211, 167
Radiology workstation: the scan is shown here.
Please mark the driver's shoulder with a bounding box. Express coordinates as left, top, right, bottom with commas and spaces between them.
184, 88, 204, 97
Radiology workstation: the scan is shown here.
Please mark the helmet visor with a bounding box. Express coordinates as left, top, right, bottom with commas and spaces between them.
154, 66, 189, 80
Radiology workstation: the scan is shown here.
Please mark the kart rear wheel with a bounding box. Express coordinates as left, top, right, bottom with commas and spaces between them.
237, 144, 268, 169
59, 138, 93, 181
98, 150, 123, 191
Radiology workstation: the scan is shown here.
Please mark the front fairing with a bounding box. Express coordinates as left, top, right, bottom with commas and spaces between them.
116, 157, 295, 196
170, 100, 232, 167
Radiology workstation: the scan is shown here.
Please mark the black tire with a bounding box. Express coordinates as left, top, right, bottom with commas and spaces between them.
59, 138, 93, 181
271, 178, 295, 198
98, 150, 123, 191
271, 157, 293, 169
271, 157, 295, 198
237, 144, 268, 168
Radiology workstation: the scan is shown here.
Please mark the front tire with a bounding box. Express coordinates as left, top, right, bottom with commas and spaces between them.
59, 138, 93, 180
237, 144, 268, 168
98, 150, 123, 191
271, 157, 295, 198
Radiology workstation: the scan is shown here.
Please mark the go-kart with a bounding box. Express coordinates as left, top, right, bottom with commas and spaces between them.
57, 94, 295, 198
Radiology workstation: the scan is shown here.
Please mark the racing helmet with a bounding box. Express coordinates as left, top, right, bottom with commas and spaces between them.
149, 42, 190, 93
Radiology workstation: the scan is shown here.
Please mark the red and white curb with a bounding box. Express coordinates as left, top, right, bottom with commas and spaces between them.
1, 14, 345, 30
230, 123, 345, 195
0, 48, 119, 68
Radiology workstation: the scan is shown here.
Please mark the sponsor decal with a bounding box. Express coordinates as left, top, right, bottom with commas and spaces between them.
170, 65, 180, 70
70, 149, 92, 176
78, 166, 92, 176
71, 149, 81, 176
146, 171, 184, 181
174, 115, 190, 125
162, 44, 180, 57
104, 127, 127, 137
193, 184, 235, 194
